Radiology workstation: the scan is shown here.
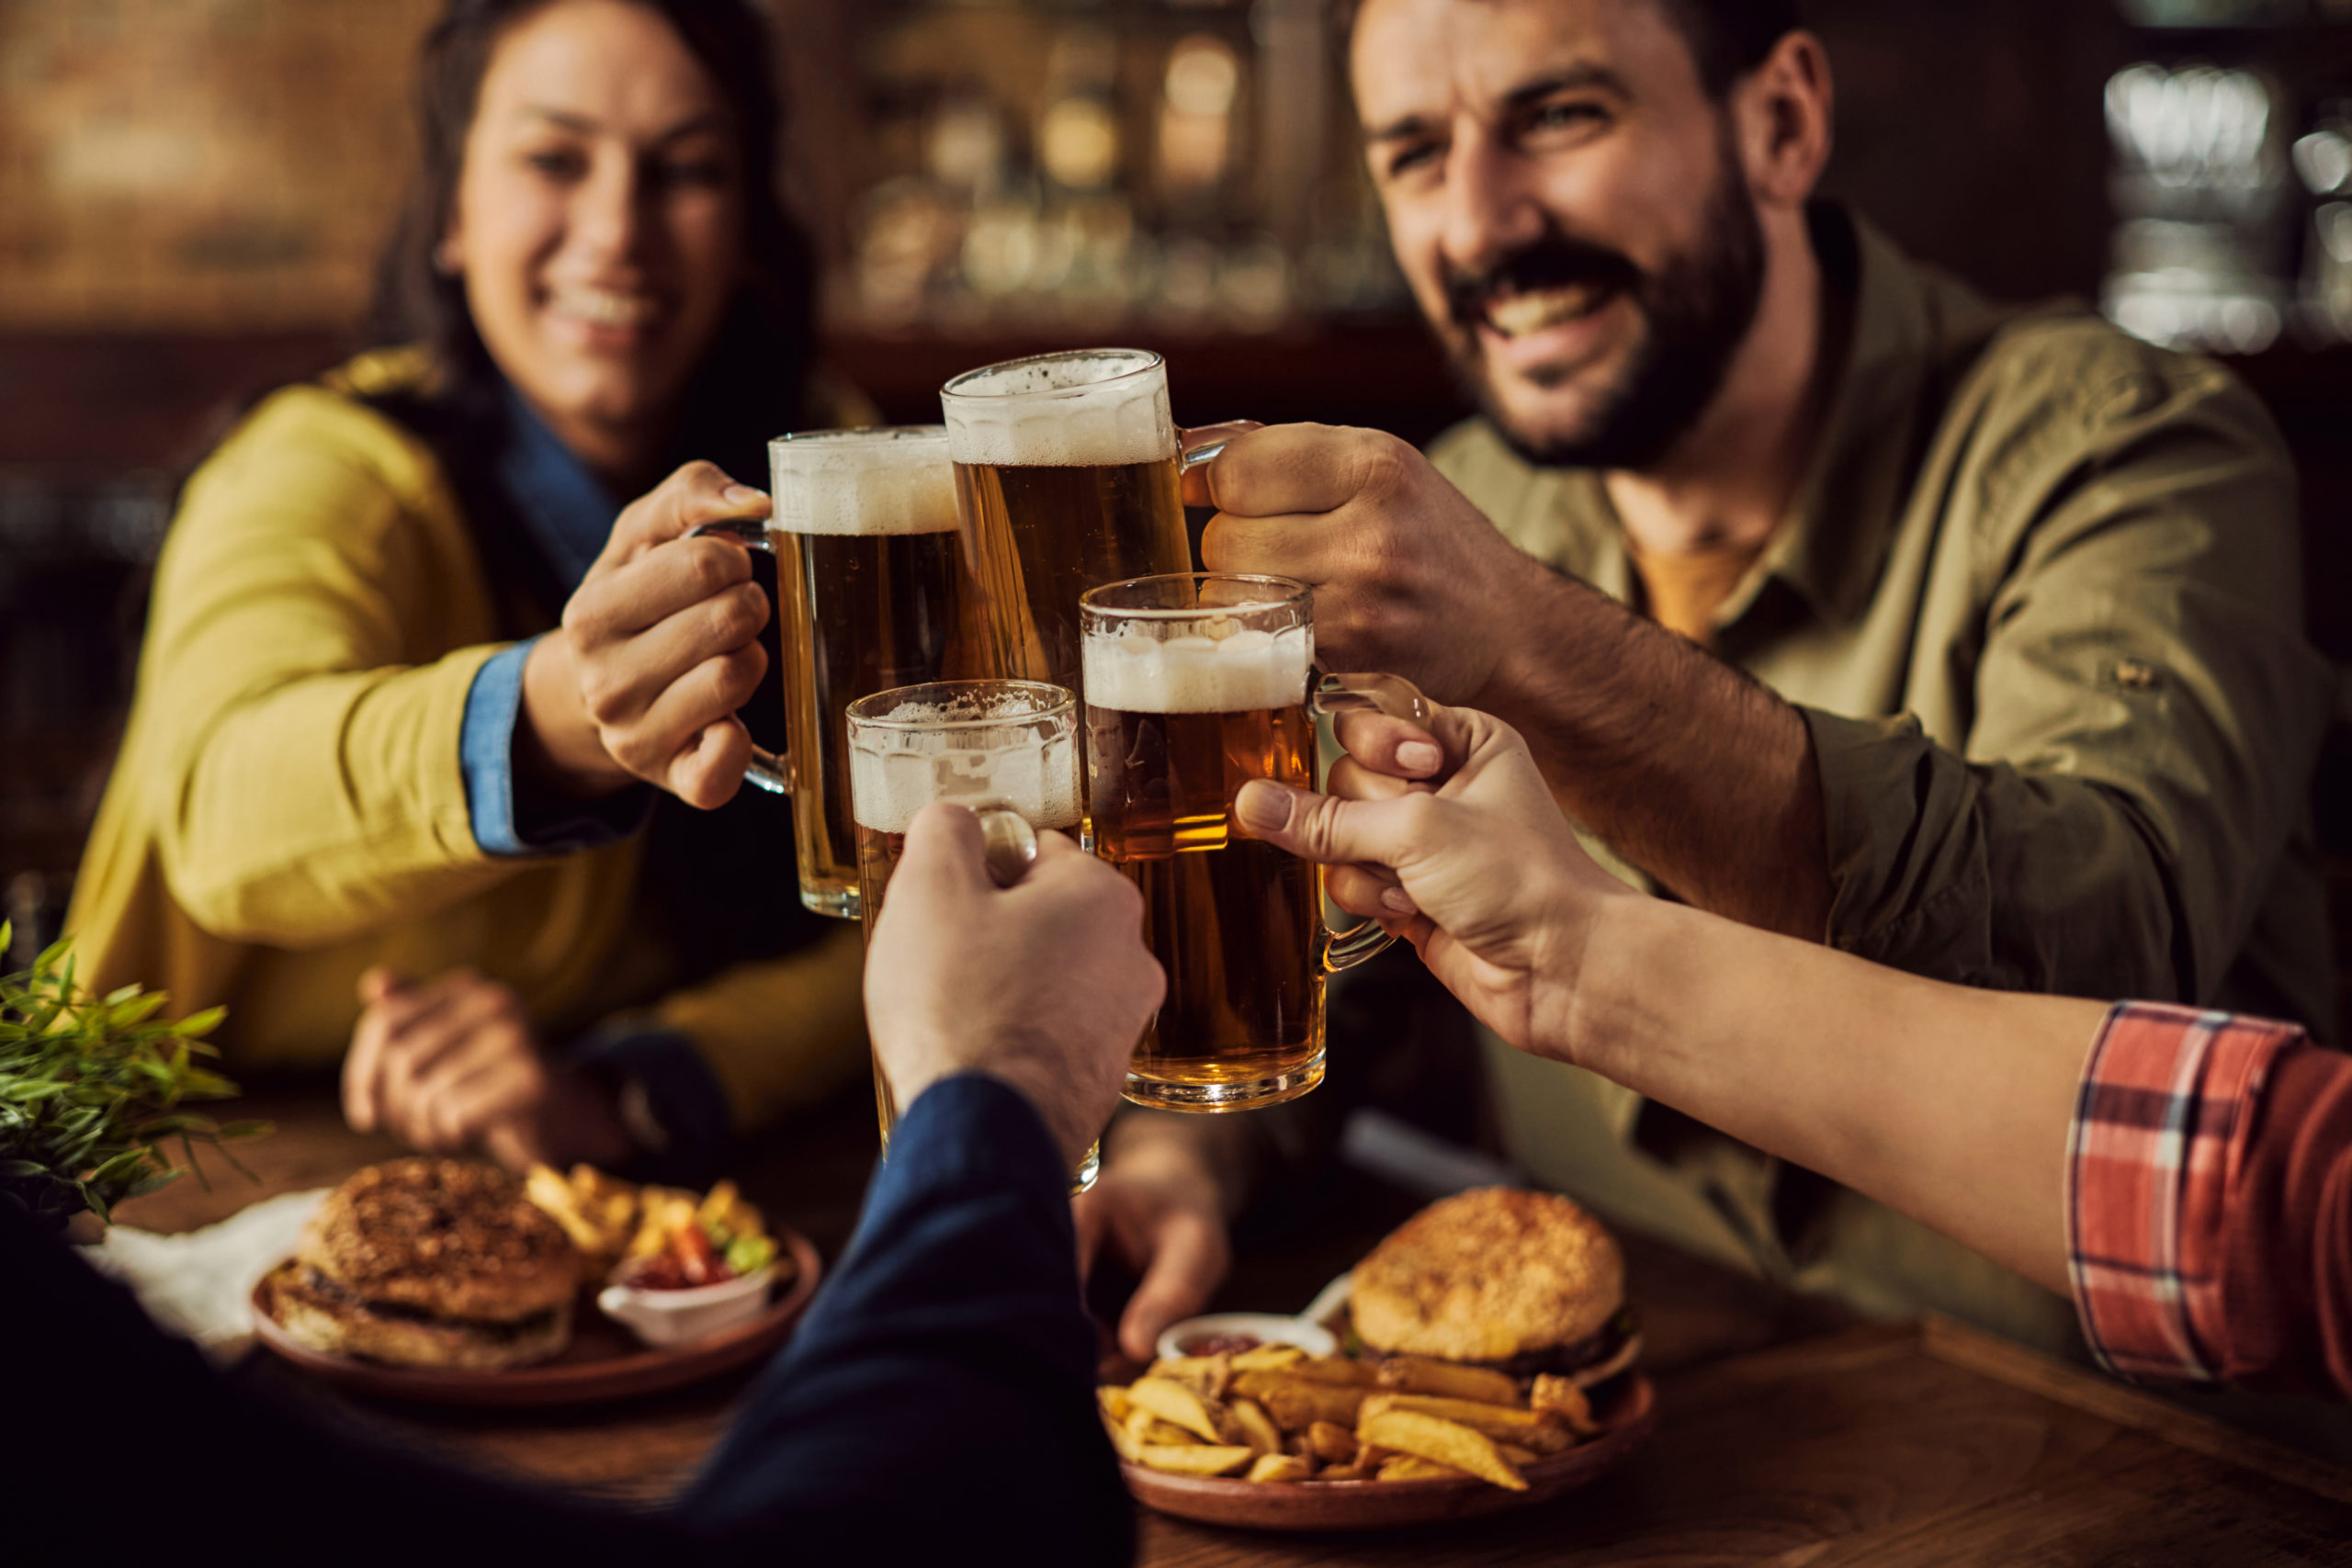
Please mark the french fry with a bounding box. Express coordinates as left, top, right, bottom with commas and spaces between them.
1233, 1371, 1369, 1429
1316, 1463, 1371, 1483
1358, 1392, 1565, 1444
1129, 1377, 1227, 1443
1279, 1357, 1376, 1388
1148, 1353, 1234, 1403
1125, 1408, 1202, 1448
1097, 1385, 1135, 1427
1246, 1453, 1313, 1483
1357, 1409, 1528, 1492
1231, 1344, 1308, 1371
1374, 1355, 1522, 1406
1496, 1442, 1540, 1467
1530, 1373, 1600, 1436
1226, 1397, 1283, 1456
1519, 1423, 1577, 1456
1135, 1444, 1254, 1478
1304, 1421, 1359, 1463
524, 1164, 605, 1255
1378, 1455, 1465, 1482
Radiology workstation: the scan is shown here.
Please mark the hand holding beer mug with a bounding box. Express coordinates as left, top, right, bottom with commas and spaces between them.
941, 348, 1237, 698
1081, 573, 1430, 1111
691, 426, 983, 918
860, 798, 1163, 1184
844, 680, 1109, 1186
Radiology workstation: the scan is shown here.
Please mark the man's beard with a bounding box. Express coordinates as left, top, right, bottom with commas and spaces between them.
1442, 137, 1766, 473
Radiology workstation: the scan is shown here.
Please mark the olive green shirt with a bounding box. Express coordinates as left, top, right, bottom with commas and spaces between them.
1428, 207, 2336, 1346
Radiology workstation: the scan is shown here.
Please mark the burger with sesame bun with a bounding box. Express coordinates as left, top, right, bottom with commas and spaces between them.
263, 1158, 581, 1371
1350, 1187, 1641, 1392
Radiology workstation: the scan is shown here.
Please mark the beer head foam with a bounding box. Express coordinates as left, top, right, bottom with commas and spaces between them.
1082, 626, 1312, 714
769, 426, 957, 536
850, 694, 1082, 835
941, 350, 1176, 468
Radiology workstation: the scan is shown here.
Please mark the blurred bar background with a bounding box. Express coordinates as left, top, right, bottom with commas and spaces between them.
2, 0, 2348, 1027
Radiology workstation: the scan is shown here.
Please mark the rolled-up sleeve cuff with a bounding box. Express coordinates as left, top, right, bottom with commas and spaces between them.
1804, 705, 1986, 959
570, 1027, 736, 1189
459, 636, 653, 858
2065, 1001, 2300, 1384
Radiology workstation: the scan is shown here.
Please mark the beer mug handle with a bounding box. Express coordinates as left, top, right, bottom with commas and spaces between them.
687, 519, 791, 796
971, 803, 1040, 887
1306, 671, 1436, 971
1181, 436, 1233, 473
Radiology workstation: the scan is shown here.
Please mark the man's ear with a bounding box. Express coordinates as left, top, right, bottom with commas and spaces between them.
1736, 30, 1834, 210
435, 222, 464, 277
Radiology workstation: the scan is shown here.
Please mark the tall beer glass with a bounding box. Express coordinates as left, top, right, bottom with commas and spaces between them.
695, 426, 980, 919
1081, 573, 1426, 1112
844, 679, 1097, 1188
940, 349, 1224, 701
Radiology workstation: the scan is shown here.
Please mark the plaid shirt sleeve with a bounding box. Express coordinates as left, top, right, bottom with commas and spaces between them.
2065, 1000, 2308, 1383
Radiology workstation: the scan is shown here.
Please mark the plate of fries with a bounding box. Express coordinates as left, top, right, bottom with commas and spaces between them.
1102, 1342, 1657, 1530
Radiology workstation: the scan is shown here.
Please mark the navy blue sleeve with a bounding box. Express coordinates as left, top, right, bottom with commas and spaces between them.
685, 1074, 1132, 1567
460, 636, 654, 857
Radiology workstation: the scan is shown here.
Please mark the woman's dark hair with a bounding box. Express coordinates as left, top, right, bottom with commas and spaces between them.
367, 0, 817, 480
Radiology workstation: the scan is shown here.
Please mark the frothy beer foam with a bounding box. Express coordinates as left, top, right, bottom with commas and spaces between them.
942, 351, 1176, 469
849, 699, 1081, 836
1082, 626, 1312, 715
769, 427, 957, 536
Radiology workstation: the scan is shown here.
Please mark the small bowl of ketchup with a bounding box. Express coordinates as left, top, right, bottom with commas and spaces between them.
1154, 1312, 1338, 1364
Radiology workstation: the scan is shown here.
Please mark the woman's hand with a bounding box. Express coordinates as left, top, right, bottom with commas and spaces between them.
342, 967, 633, 1172
1234, 701, 1638, 1063
520, 461, 775, 808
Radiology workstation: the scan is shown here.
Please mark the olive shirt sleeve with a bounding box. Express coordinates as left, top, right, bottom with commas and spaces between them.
1810, 346, 2335, 1006
132, 387, 516, 945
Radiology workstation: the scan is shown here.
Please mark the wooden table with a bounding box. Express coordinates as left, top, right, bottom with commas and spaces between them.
120, 1082, 2352, 1562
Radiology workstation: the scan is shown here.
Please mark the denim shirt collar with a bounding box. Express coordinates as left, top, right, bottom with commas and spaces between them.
495, 382, 619, 593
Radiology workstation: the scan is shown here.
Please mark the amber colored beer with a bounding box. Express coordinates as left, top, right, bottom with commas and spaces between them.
1082, 577, 1368, 1112
1088, 701, 1323, 1100
940, 351, 1193, 699
765, 427, 979, 919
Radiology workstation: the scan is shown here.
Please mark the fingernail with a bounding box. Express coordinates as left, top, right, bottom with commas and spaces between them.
1396, 740, 1442, 774
723, 484, 767, 508
1381, 885, 1417, 914
1234, 779, 1291, 832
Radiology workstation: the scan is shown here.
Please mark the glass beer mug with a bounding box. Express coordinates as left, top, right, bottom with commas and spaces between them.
1080, 572, 1430, 1112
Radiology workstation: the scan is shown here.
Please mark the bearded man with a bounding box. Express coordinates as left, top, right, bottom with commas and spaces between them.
1074, 0, 2337, 1357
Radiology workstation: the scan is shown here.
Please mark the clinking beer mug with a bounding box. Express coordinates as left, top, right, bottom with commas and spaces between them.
1080, 572, 1430, 1112
690, 425, 989, 919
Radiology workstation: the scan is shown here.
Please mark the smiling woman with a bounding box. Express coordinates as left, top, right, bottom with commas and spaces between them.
62, 0, 875, 1187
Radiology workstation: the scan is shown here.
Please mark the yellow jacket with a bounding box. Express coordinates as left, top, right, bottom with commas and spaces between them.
63, 349, 867, 1128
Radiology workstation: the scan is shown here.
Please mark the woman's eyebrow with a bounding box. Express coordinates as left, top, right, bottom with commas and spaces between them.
518, 106, 732, 141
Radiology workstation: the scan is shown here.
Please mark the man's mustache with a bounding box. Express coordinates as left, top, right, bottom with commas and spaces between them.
1442, 236, 1643, 329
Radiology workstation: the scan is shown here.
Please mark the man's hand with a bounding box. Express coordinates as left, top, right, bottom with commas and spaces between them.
521, 461, 775, 808
343, 968, 633, 1172
864, 805, 1165, 1171
1234, 704, 1638, 1062
1073, 1117, 1237, 1361
1194, 424, 1524, 705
